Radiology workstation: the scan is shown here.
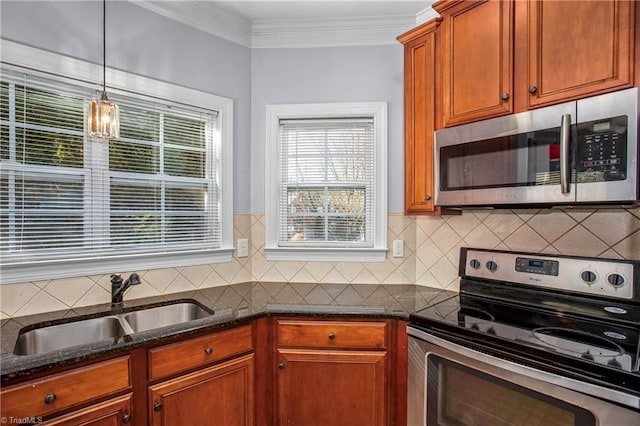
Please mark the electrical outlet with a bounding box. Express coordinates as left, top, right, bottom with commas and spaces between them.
237, 239, 249, 257
392, 240, 404, 258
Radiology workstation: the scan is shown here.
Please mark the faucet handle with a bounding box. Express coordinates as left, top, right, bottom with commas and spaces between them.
110, 274, 123, 285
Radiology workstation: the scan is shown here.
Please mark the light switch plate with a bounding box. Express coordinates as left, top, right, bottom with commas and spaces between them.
237, 239, 249, 257
392, 240, 404, 258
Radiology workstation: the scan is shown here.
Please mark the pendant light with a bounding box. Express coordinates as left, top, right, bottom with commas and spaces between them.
88, 0, 119, 139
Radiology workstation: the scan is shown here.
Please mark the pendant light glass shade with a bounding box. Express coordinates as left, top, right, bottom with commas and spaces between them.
88, 0, 119, 140
88, 90, 120, 139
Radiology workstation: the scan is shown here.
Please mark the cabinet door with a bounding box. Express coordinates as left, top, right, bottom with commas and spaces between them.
399, 21, 439, 214
525, 0, 635, 108
149, 354, 254, 426
276, 350, 386, 426
438, 0, 513, 126
44, 394, 133, 426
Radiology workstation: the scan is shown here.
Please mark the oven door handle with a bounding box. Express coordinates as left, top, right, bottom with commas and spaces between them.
407, 326, 640, 410
560, 113, 571, 195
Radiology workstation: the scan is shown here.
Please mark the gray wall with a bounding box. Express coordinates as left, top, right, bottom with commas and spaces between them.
250, 45, 405, 213
0, 0, 252, 212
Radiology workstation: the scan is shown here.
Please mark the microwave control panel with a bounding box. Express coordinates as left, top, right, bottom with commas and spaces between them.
576, 115, 627, 183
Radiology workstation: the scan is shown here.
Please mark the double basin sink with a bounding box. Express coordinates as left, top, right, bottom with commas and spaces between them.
14, 301, 213, 356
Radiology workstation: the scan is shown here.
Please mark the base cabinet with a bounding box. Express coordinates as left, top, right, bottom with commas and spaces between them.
0, 356, 132, 425
148, 354, 254, 426
3, 317, 405, 426
276, 350, 386, 426
274, 318, 390, 426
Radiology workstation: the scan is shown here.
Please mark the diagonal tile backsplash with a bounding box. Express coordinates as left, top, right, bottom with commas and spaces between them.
415, 207, 640, 292
1, 208, 638, 318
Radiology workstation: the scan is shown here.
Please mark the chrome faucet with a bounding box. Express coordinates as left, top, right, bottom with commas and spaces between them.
110, 273, 141, 308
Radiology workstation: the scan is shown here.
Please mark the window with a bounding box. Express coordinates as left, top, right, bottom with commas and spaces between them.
265, 103, 387, 262
0, 41, 233, 283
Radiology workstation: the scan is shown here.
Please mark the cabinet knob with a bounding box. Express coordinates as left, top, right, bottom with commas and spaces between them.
44, 393, 57, 404
278, 362, 285, 370
501, 92, 509, 100
204, 346, 213, 355
153, 402, 163, 412
424, 195, 432, 201
122, 414, 132, 423
328, 332, 336, 340
528, 85, 538, 94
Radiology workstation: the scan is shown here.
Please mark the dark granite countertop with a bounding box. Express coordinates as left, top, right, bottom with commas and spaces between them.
0, 282, 456, 383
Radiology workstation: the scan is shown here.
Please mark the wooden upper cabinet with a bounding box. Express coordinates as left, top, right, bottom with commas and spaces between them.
398, 19, 441, 214
436, 0, 514, 126
521, 0, 635, 109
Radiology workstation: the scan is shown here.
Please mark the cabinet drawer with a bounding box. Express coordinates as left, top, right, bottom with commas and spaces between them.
44, 393, 132, 425
276, 320, 387, 349
0, 356, 131, 420
148, 325, 253, 381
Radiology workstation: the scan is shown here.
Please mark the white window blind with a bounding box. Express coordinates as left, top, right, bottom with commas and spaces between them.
0, 69, 221, 266
278, 118, 374, 247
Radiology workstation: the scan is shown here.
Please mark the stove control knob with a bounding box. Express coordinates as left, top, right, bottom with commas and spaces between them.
469, 259, 481, 269
607, 273, 625, 288
607, 358, 622, 369
581, 351, 594, 361
486, 261, 498, 272
581, 270, 597, 283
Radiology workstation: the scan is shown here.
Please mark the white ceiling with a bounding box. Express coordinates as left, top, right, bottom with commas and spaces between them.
136, 0, 438, 48
217, 1, 431, 21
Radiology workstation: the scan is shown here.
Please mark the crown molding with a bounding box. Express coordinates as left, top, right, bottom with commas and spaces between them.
252, 15, 418, 48
135, 1, 253, 47
136, 1, 433, 49
416, 2, 441, 25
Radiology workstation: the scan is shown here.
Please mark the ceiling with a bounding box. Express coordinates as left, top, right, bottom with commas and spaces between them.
217, 1, 431, 21
136, 0, 438, 48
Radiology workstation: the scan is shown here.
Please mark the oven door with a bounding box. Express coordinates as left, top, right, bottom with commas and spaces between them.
408, 327, 640, 426
434, 102, 576, 207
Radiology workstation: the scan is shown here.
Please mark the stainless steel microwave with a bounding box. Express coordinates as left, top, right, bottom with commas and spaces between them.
434, 88, 639, 207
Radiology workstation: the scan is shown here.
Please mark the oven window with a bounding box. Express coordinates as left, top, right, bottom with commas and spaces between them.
439, 126, 567, 191
427, 355, 595, 426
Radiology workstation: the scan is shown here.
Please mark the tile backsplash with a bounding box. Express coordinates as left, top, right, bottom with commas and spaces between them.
2, 208, 638, 318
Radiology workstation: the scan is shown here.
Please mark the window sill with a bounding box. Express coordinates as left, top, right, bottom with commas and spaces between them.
0, 248, 234, 284
265, 247, 388, 262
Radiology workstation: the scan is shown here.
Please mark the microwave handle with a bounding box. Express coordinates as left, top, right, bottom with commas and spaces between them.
560, 114, 571, 195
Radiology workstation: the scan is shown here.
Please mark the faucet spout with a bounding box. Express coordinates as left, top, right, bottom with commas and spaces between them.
111, 273, 141, 308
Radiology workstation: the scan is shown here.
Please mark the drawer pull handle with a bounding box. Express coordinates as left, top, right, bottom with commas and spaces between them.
278, 362, 285, 370
204, 347, 213, 355
328, 332, 336, 340
122, 414, 132, 423
44, 393, 57, 404
154, 402, 163, 412
528, 85, 538, 94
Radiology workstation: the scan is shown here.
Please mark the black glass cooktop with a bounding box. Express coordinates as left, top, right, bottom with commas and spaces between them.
410, 285, 640, 394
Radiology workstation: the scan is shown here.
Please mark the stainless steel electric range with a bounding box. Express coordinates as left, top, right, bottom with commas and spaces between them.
407, 247, 640, 426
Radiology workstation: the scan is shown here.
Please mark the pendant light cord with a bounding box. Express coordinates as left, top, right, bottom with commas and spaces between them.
102, 0, 107, 98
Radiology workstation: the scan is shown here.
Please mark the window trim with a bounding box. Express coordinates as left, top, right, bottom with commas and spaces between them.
0, 40, 234, 284
265, 102, 388, 262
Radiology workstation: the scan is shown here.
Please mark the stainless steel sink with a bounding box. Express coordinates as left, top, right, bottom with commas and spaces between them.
14, 317, 127, 356
123, 302, 213, 333
13, 301, 214, 356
